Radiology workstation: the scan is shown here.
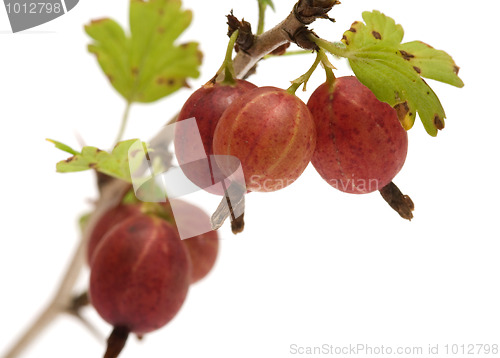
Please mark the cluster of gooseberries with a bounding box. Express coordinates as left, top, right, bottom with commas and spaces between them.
91, 11, 413, 358
90, 58, 410, 358
2, 0, 463, 357
174, 30, 409, 203
175, 75, 408, 195
87, 200, 218, 357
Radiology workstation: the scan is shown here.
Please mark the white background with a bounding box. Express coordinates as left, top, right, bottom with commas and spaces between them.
1, 1, 499, 358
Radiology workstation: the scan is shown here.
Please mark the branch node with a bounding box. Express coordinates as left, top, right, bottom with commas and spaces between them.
293, 0, 340, 25
288, 27, 319, 51
227, 11, 255, 53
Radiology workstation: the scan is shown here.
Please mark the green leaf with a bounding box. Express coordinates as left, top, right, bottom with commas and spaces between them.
399, 41, 464, 87
259, 0, 275, 11
340, 10, 464, 136
85, 0, 202, 103
52, 139, 143, 183
46, 139, 80, 156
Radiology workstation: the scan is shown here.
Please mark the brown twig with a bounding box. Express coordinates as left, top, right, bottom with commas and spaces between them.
231, 0, 338, 77
3, 180, 130, 358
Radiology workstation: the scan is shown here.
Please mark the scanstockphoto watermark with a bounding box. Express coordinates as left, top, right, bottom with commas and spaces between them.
249, 175, 380, 192
289, 343, 500, 356
3, 0, 80, 33
290, 344, 424, 356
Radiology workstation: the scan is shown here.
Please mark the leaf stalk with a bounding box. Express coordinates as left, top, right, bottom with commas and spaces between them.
114, 101, 132, 145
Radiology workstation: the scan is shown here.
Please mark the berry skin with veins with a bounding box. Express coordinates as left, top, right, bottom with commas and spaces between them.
212, 86, 317, 192
307, 76, 408, 194
174, 80, 257, 193
89, 214, 190, 336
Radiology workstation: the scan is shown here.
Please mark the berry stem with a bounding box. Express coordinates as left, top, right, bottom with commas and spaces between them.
319, 49, 336, 87
212, 30, 240, 86
310, 35, 349, 59
287, 48, 333, 94
287, 51, 321, 94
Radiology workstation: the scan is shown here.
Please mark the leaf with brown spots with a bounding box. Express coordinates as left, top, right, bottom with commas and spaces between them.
399, 41, 464, 87
51, 139, 144, 183
336, 10, 463, 136
85, 0, 202, 103
343, 10, 403, 48
393, 102, 413, 129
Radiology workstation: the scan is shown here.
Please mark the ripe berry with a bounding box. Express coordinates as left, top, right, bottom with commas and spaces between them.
212, 86, 316, 192
86, 203, 144, 264
89, 214, 190, 336
174, 80, 257, 193
307, 76, 408, 194
167, 200, 219, 284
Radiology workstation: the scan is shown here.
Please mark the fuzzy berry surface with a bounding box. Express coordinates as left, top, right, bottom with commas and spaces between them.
307, 76, 408, 194
212, 86, 316, 192
174, 80, 257, 193
89, 214, 190, 335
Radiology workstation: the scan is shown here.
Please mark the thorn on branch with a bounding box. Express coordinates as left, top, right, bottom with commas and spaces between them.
379, 181, 415, 221
318, 14, 336, 23
287, 27, 319, 51
294, 0, 340, 25
227, 11, 254, 53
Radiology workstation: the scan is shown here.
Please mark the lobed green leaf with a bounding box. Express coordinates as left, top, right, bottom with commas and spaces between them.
341, 10, 464, 136
52, 139, 143, 183
399, 41, 464, 87
85, 0, 202, 103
